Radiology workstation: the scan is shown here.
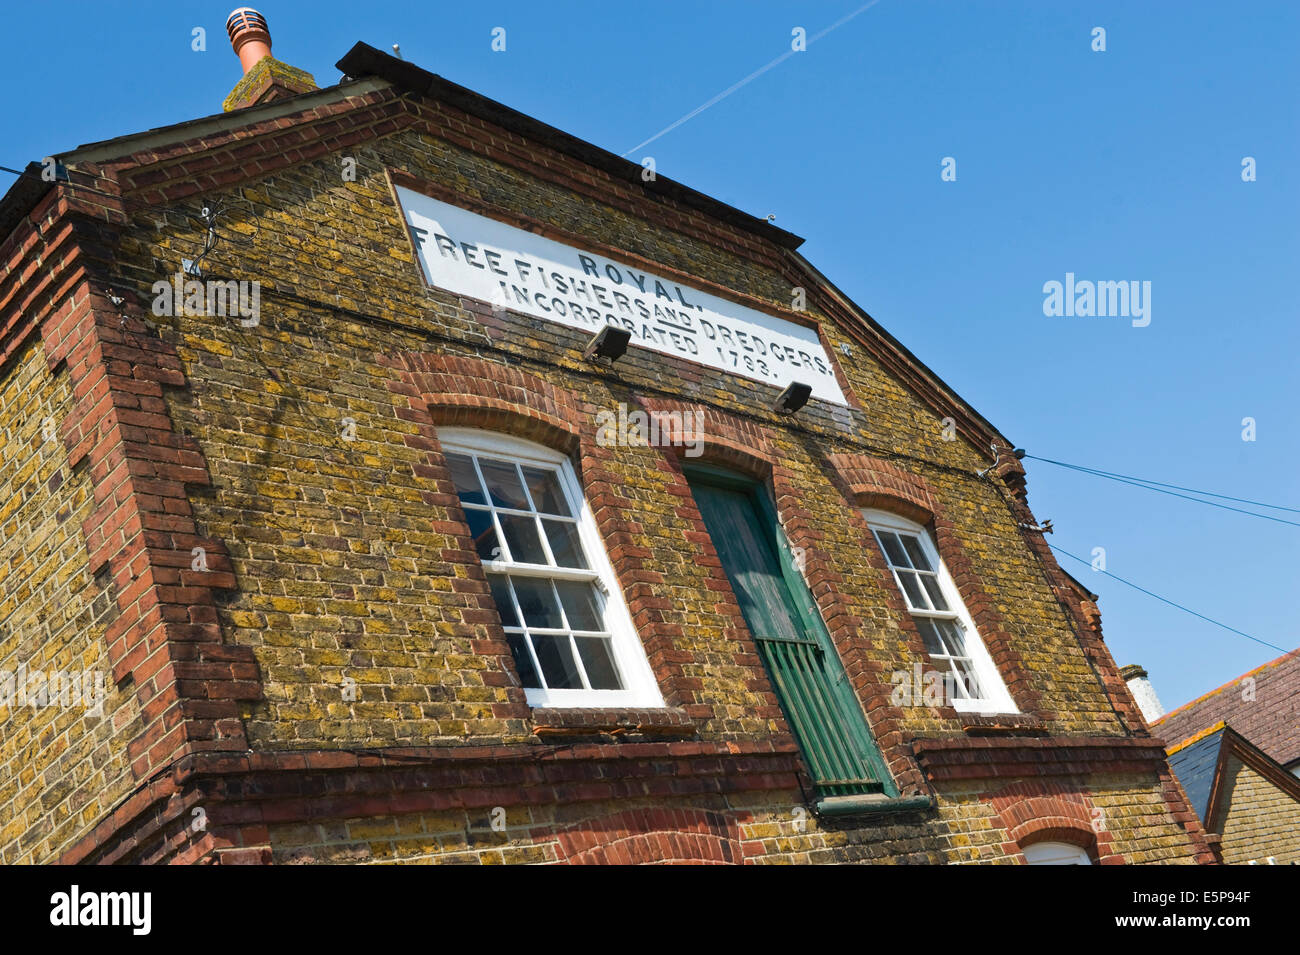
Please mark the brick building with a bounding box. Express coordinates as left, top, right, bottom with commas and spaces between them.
0, 11, 1218, 864
1155, 650, 1300, 864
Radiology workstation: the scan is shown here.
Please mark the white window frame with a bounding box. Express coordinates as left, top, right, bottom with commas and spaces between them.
438, 428, 663, 709
863, 509, 1018, 715
1023, 841, 1093, 865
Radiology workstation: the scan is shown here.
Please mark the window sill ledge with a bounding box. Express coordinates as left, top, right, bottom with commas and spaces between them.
814, 794, 934, 817
530, 707, 697, 740
960, 713, 1048, 735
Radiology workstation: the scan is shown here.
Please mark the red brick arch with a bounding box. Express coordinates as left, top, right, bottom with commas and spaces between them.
826, 453, 936, 525
989, 781, 1125, 864
389, 352, 586, 455
637, 397, 774, 478
548, 808, 744, 865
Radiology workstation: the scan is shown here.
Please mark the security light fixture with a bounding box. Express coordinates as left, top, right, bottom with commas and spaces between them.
772, 381, 812, 416
583, 326, 631, 364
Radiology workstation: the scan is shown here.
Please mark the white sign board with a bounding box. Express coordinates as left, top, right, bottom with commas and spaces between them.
395, 185, 848, 406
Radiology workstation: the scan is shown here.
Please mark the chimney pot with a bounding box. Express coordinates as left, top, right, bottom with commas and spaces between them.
1121, 663, 1167, 723
227, 7, 273, 74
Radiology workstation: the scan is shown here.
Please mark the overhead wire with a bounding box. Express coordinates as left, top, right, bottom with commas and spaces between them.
1048, 543, 1288, 654
1024, 454, 1300, 528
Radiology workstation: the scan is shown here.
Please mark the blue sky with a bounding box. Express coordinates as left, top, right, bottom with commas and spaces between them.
3, 1, 1296, 712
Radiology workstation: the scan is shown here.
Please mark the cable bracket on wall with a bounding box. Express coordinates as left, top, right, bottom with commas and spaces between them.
182, 198, 227, 277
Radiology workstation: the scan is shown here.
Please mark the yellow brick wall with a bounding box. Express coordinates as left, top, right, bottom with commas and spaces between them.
108, 127, 1125, 751
0, 337, 145, 863
263, 770, 1200, 865
1217, 755, 1300, 864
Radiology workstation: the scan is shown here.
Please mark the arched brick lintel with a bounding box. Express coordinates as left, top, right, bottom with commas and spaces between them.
392, 353, 585, 456
637, 397, 775, 480
825, 452, 936, 525
547, 808, 745, 865
989, 782, 1125, 865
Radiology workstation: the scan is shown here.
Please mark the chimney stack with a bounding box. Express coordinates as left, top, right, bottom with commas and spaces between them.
222, 7, 318, 112
227, 7, 273, 74
1120, 664, 1166, 723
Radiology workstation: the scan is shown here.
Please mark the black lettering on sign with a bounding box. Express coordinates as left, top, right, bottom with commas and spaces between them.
578, 254, 600, 278
433, 234, 459, 259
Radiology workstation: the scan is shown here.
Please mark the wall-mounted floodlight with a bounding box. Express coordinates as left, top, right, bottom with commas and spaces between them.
583, 326, 631, 364
773, 381, 812, 416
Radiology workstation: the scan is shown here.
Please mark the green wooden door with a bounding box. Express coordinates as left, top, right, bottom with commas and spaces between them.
687, 469, 895, 799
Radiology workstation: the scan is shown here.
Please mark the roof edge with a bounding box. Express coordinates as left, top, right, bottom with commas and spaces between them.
0, 77, 392, 252
0, 162, 54, 250
784, 247, 1011, 460
1205, 724, 1300, 830
1154, 648, 1300, 727
335, 42, 805, 252
1166, 720, 1227, 756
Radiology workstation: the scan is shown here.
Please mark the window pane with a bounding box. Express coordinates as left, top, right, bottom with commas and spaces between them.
531, 633, 583, 689
507, 633, 541, 688
479, 459, 530, 510
512, 577, 564, 629
901, 534, 933, 572
486, 574, 519, 628
954, 658, 982, 699
555, 580, 603, 631
464, 508, 501, 561
913, 617, 945, 655
445, 453, 486, 505
877, 531, 910, 568
499, 513, 547, 564
522, 466, 569, 516
542, 519, 588, 569
933, 658, 965, 700
933, 618, 967, 657
896, 570, 929, 610
576, 637, 622, 690
920, 574, 948, 611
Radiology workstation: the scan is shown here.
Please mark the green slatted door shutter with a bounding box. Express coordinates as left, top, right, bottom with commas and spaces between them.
686, 468, 896, 799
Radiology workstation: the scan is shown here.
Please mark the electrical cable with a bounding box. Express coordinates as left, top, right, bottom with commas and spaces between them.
1025, 454, 1300, 528
1048, 543, 1288, 654
1027, 454, 1299, 513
